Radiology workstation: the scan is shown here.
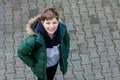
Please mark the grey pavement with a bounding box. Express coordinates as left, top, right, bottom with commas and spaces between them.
0, 0, 120, 80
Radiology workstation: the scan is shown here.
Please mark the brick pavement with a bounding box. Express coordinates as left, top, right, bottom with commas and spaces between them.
1, 0, 120, 80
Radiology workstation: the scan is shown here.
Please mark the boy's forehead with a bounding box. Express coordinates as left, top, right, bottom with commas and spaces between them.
44, 18, 58, 22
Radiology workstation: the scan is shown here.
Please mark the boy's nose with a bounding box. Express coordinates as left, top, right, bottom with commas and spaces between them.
50, 24, 54, 28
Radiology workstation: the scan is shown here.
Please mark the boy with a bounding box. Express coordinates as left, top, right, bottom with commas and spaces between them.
18, 8, 70, 80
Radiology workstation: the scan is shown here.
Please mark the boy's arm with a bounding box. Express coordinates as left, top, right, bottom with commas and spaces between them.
17, 36, 36, 67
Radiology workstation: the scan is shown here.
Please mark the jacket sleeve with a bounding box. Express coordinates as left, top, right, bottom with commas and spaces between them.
62, 30, 70, 74
17, 36, 36, 67
64, 30, 70, 58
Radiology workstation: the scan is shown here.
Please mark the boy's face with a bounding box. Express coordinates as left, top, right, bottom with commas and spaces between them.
42, 18, 59, 37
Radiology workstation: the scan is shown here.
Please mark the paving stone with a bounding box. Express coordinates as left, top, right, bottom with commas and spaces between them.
0, 58, 5, 68
69, 31, 77, 40
70, 40, 79, 50
116, 49, 120, 58
75, 26, 84, 35
82, 64, 94, 76
84, 75, 94, 80
97, 10, 106, 19
0, 39, 4, 49
89, 15, 100, 24
84, 28, 94, 38
64, 14, 73, 23
78, 43, 89, 54
99, 19, 108, 27
25, 69, 35, 80
64, 68, 75, 78
55, 74, 64, 80
5, 1, 13, 8
5, 73, 15, 80
72, 17, 82, 26
83, 20, 92, 29
93, 69, 104, 79
79, 4, 87, 12
70, 50, 81, 61
104, 6, 113, 14
86, 38, 96, 48
101, 62, 111, 73
14, 57, 25, 67
106, 46, 118, 56
111, 1, 119, 10
95, 2, 104, 11
101, 27, 111, 37
69, 0, 78, 9
0, 69, 5, 80
72, 60, 83, 71
92, 24, 101, 33
74, 71, 84, 80
113, 77, 120, 80
102, 73, 112, 80
66, 77, 76, 80
94, 0, 102, 3
71, 8, 80, 18
63, 5, 71, 14
13, 20, 22, 29
106, 14, 116, 23
80, 54, 91, 65
22, 14, 29, 23
116, 18, 120, 26
5, 63, 15, 73
37, 4, 45, 13
65, 23, 75, 31
108, 55, 118, 67
95, 42, 106, 52
102, 0, 111, 6
5, 52, 14, 63
113, 40, 120, 50
29, 8, 38, 18
91, 58, 101, 69
61, 0, 70, 6
111, 67, 120, 77
108, 22, 117, 30
21, 4, 29, 14
28, 1, 37, 9
5, 15, 13, 24
104, 36, 114, 47
113, 10, 120, 18
88, 48, 99, 58
87, 7, 96, 15
77, 34, 86, 44
99, 51, 109, 63
5, 24, 14, 33
86, 1, 94, 8
15, 67, 25, 78
14, 78, 26, 80
80, 12, 89, 21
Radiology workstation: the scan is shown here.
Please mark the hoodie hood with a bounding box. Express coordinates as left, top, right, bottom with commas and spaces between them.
26, 14, 41, 35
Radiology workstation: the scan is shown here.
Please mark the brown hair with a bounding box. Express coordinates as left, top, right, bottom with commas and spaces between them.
40, 8, 59, 21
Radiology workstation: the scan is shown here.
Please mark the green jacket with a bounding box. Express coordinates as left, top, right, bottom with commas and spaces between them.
17, 23, 70, 80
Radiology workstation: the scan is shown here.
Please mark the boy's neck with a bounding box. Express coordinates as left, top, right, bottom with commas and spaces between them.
48, 34, 54, 39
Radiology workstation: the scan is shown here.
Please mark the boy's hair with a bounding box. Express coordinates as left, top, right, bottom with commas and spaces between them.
40, 8, 59, 21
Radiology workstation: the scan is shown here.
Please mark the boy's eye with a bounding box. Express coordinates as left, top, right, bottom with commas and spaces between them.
46, 22, 50, 24
53, 22, 57, 24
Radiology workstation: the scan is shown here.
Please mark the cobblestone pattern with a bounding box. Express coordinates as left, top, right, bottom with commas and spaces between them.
1, 0, 120, 80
